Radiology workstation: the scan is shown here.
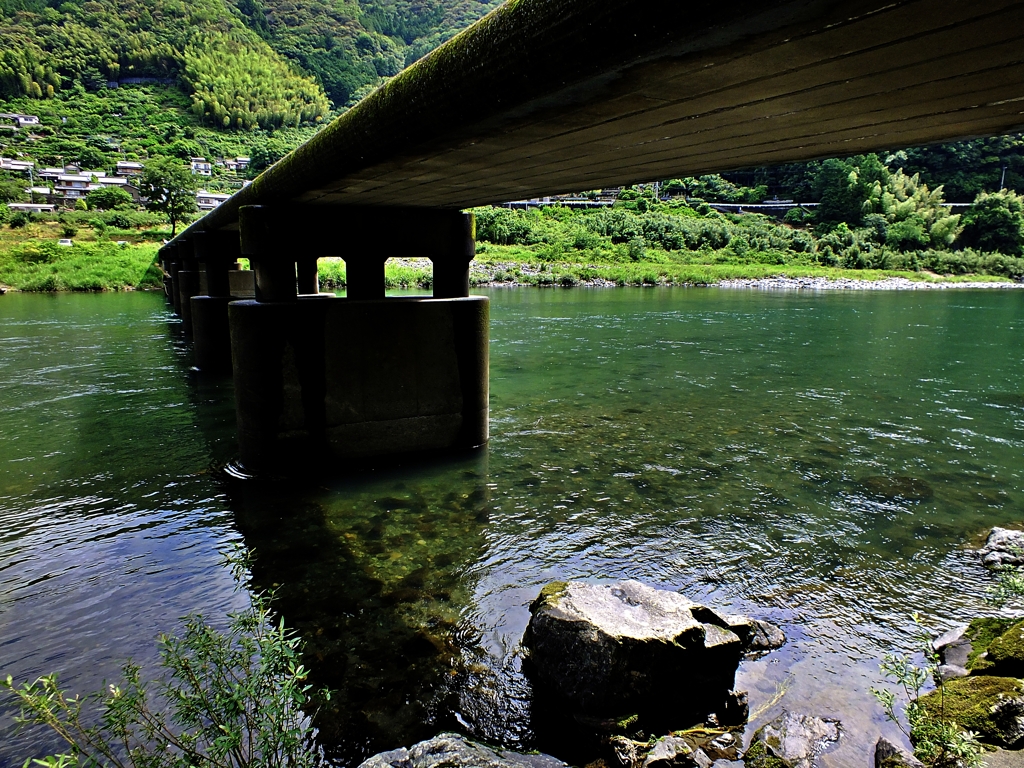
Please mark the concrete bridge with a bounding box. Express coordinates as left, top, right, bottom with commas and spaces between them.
160, 0, 1024, 472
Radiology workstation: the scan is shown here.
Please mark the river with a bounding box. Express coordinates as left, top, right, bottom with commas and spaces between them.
0, 288, 1022, 767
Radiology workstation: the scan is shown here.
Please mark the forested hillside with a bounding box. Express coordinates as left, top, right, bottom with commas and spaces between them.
0, 0, 499, 121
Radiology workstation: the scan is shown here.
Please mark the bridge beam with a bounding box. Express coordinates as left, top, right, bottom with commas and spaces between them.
229, 205, 486, 472
238, 204, 474, 299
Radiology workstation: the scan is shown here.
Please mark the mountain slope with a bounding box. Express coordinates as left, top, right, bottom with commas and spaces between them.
0, 0, 501, 121
0, 0, 329, 128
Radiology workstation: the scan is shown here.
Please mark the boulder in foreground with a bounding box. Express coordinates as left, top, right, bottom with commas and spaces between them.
873, 737, 923, 768
524, 580, 784, 712
917, 676, 1024, 749
357, 733, 567, 768
744, 712, 841, 768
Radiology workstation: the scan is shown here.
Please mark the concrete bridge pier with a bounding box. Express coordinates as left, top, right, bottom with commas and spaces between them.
176, 239, 200, 336
161, 245, 183, 315
228, 205, 488, 472
190, 230, 242, 373
159, 245, 175, 303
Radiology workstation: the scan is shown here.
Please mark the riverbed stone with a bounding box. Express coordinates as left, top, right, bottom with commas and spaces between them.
918, 676, 1024, 748
641, 736, 694, 768
744, 711, 841, 768
524, 580, 782, 711
357, 733, 567, 768
979, 528, 1024, 568
873, 737, 923, 768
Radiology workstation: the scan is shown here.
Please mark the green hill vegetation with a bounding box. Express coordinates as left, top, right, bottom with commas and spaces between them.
0, 0, 329, 129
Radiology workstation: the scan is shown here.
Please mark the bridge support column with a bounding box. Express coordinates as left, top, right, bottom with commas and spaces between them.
191, 230, 241, 373
430, 213, 475, 298
229, 205, 488, 471
345, 255, 387, 299
176, 239, 199, 337
297, 257, 319, 295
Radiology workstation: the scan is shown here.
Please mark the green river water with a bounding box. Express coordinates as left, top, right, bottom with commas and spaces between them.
0, 287, 1022, 767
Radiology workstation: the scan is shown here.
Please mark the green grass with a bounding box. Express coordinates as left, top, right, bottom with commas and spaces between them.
318, 258, 433, 290
471, 245, 1016, 286
0, 227, 1015, 293
0, 240, 162, 291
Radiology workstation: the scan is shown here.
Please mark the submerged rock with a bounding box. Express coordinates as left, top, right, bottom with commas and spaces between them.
858, 475, 934, 502
873, 737, 923, 768
524, 580, 783, 712
918, 676, 1024, 748
744, 712, 840, 768
979, 528, 1024, 568
357, 733, 567, 768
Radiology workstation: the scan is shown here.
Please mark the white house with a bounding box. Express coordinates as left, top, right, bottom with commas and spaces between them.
0, 157, 35, 174
190, 157, 212, 176
0, 113, 40, 130
196, 190, 230, 210
7, 202, 55, 213
116, 160, 145, 176
54, 174, 92, 200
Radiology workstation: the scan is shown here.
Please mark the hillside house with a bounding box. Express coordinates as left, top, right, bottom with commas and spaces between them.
222, 156, 250, 173
54, 174, 92, 201
116, 160, 144, 176
0, 157, 34, 174
0, 113, 40, 130
7, 202, 55, 213
190, 157, 212, 176
196, 190, 230, 210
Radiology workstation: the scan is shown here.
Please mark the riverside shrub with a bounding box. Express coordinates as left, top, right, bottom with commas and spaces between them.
1, 546, 329, 768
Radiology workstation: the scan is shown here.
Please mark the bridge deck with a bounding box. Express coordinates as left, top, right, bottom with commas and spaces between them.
182, 0, 1024, 238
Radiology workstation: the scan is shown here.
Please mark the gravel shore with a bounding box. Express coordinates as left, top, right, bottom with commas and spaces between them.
714, 276, 1024, 290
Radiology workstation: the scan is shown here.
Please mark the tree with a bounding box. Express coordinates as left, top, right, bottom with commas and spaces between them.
77, 146, 107, 170
958, 190, 1024, 255
813, 158, 864, 230
86, 185, 134, 210
137, 158, 197, 236
0, 178, 26, 203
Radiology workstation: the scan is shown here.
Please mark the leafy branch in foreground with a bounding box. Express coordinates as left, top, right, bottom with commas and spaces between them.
1, 544, 329, 768
871, 614, 983, 768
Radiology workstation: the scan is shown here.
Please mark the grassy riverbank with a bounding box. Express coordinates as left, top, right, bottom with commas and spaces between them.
0, 209, 1020, 292
0, 221, 163, 291
317, 252, 1018, 291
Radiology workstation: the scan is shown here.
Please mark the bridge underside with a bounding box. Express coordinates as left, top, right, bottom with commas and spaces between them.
187, 0, 1024, 233
160, 0, 1024, 470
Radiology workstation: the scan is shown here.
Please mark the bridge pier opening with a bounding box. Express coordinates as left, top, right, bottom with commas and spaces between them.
228, 205, 488, 472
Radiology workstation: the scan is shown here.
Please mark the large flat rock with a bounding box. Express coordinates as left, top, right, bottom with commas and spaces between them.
358, 733, 567, 768
525, 580, 783, 712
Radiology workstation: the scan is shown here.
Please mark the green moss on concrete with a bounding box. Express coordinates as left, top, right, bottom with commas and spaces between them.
918, 676, 1024, 744
964, 617, 1020, 672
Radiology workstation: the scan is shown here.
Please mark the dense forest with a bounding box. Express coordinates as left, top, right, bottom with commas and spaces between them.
0, 0, 499, 120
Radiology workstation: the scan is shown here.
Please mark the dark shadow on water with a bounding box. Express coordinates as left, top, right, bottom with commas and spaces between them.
219, 453, 493, 766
